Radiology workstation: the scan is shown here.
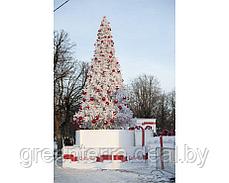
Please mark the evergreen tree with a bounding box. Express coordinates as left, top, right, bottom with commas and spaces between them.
73, 16, 134, 129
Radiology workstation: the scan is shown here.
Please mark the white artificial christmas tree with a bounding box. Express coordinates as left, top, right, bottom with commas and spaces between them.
73, 16, 134, 129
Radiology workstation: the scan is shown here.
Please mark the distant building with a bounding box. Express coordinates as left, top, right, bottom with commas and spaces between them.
136, 118, 157, 133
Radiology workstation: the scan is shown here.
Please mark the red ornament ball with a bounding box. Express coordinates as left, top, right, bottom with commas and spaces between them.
90, 97, 94, 101
102, 97, 106, 101
92, 119, 96, 123
118, 105, 122, 110
79, 116, 83, 121
106, 101, 109, 105
112, 69, 115, 72
114, 99, 118, 103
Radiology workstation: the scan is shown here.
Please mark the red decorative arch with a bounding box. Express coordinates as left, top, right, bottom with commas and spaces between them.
145, 126, 152, 130
135, 126, 144, 146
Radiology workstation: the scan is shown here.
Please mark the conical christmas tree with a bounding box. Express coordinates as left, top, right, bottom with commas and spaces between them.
73, 16, 134, 129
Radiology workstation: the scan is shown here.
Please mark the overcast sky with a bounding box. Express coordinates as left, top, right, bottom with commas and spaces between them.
54, 0, 175, 91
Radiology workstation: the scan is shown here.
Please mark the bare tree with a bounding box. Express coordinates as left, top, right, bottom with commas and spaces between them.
167, 90, 175, 132
128, 75, 175, 135
155, 91, 175, 134
54, 30, 88, 149
128, 75, 161, 118
156, 93, 169, 133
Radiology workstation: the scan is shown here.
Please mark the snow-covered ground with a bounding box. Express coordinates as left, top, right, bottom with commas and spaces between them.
54, 164, 175, 183
55, 136, 175, 182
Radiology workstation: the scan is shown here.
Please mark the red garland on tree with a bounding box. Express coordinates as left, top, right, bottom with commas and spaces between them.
73, 16, 133, 129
